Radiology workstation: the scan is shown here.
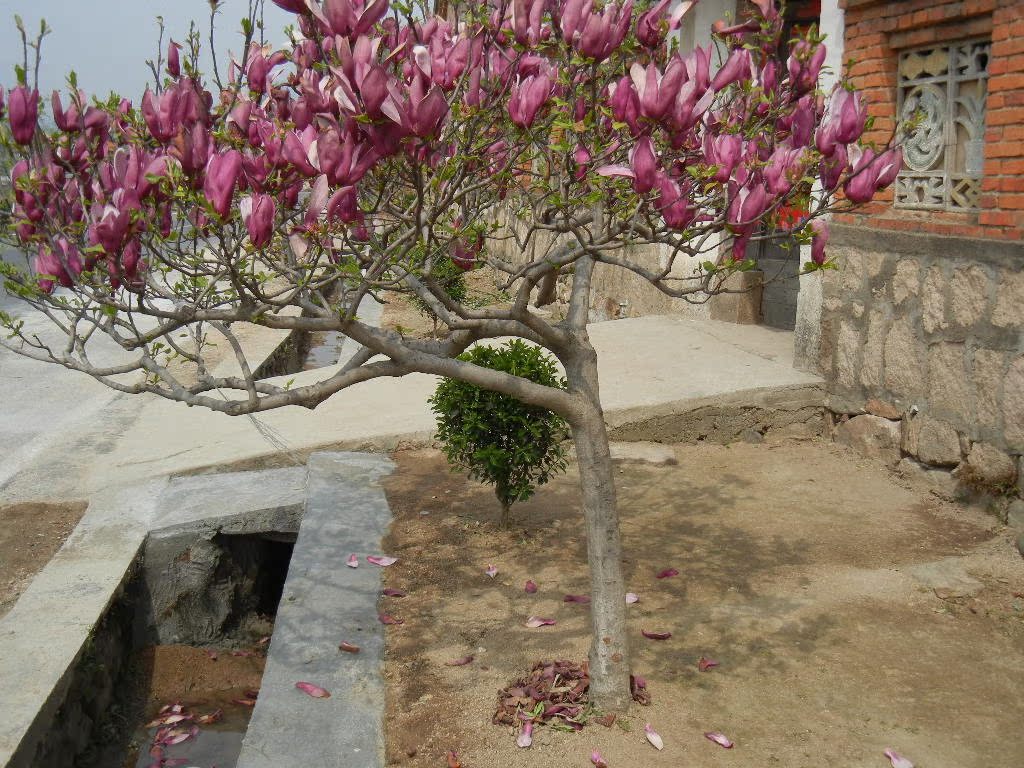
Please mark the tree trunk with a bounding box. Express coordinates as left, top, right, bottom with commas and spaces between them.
564, 335, 632, 712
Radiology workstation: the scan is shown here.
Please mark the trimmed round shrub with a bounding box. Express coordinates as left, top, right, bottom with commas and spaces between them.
429, 339, 569, 527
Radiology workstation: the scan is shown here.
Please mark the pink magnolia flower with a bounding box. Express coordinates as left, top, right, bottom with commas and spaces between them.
51, 90, 83, 133
710, 47, 752, 92
809, 218, 829, 265
9, 86, 38, 145
764, 145, 806, 195
562, 0, 634, 63
630, 136, 660, 194
787, 39, 827, 94
654, 174, 694, 230
508, 72, 552, 128
241, 193, 276, 249
203, 150, 243, 219
728, 181, 769, 230
167, 40, 182, 78
844, 147, 902, 204
609, 76, 641, 135
704, 133, 743, 182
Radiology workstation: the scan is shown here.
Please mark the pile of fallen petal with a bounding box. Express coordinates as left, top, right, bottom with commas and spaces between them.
494, 661, 651, 731
145, 702, 224, 767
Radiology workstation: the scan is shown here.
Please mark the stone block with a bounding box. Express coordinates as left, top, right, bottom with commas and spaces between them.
609, 441, 679, 466
860, 310, 887, 389
949, 264, 990, 329
835, 319, 862, 389
928, 342, 971, 423
1008, 499, 1024, 529
993, 268, 1024, 328
883, 319, 923, 398
865, 397, 902, 420
962, 442, 1017, 487
922, 265, 947, 334
896, 457, 958, 500
972, 349, 1006, 431
902, 413, 962, 467
841, 251, 865, 293
1004, 356, 1024, 451
709, 270, 763, 325
865, 252, 886, 280
893, 258, 920, 305
834, 414, 901, 465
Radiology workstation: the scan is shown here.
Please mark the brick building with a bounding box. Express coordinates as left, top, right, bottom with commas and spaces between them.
807, 0, 1024, 489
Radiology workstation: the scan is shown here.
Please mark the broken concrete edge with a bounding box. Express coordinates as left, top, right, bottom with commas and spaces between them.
0, 467, 308, 768
163, 385, 827, 482
606, 383, 826, 443
238, 452, 394, 768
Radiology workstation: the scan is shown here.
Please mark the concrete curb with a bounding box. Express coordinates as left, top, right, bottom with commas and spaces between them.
238, 452, 394, 768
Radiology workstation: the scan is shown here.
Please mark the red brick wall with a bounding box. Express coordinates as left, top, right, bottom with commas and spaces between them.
834, 0, 1024, 241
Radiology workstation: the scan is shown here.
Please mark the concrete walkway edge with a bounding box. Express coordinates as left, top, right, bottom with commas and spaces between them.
238, 452, 394, 768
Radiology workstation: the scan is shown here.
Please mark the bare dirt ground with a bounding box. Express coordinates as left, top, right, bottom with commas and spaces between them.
380, 439, 1024, 768
0, 500, 87, 619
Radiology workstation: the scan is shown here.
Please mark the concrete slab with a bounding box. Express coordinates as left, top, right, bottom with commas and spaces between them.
238, 452, 394, 768
1, 315, 821, 501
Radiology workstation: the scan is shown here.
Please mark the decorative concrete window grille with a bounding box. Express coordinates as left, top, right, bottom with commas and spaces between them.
895, 40, 990, 211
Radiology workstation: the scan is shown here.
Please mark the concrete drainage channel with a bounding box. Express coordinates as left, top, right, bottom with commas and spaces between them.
0, 452, 393, 768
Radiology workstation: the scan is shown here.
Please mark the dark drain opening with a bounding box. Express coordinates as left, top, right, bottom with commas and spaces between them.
253, 329, 349, 378
213, 533, 295, 634
44, 529, 299, 768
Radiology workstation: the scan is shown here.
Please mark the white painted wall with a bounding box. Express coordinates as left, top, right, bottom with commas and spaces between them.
794, 0, 844, 371
667, 0, 737, 317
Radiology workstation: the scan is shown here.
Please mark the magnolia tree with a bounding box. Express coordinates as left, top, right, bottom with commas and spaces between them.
0, 0, 899, 709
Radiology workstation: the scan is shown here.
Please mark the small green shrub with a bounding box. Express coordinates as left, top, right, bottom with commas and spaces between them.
429, 340, 569, 527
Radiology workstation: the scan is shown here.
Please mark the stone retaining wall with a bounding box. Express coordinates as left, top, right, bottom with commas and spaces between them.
819, 224, 1023, 490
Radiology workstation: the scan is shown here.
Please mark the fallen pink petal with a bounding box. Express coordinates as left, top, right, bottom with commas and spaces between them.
366, 555, 398, 566
295, 681, 331, 699
641, 629, 672, 640
524, 580, 538, 593
445, 655, 474, 666
485, 564, 498, 578
382, 588, 407, 597
591, 749, 608, 767
338, 642, 360, 653
644, 723, 664, 750
656, 568, 679, 579
346, 554, 359, 568
698, 656, 720, 672
379, 613, 404, 625
525, 616, 556, 628
883, 748, 914, 768
705, 731, 734, 748
516, 721, 533, 748
625, 592, 639, 603
563, 594, 591, 604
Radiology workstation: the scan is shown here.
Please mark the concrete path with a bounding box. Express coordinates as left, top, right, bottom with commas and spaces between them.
238, 452, 394, 768
1, 314, 821, 504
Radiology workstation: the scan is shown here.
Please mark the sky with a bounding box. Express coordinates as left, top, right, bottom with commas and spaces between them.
0, 0, 296, 100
